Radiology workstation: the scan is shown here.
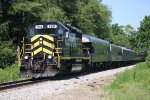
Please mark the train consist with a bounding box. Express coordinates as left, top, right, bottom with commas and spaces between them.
19, 22, 144, 78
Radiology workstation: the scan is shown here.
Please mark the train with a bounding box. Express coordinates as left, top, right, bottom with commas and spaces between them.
18, 22, 145, 78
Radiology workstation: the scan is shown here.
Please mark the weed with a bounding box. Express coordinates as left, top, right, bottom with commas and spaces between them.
0, 62, 20, 83
109, 62, 150, 100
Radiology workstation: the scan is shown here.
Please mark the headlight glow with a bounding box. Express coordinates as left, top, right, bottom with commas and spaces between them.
40, 41, 42, 44
40, 38, 42, 40
48, 55, 52, 59
24, 55, 28, 59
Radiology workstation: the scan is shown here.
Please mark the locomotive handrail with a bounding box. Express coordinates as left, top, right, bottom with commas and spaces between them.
56, 37, 64, 53
20, 37, 25, 59
25, 44, 32, 46
55, 37, 64, 68
24, 44, 32, 54
55, 48, 63, 53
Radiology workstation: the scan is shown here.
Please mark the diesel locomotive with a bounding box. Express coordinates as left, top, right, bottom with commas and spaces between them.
18, 22, 143, 78
19, 22, 90, 77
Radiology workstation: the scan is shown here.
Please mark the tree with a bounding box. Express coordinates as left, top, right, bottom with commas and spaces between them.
110, 24, 124, 36
0, 41, 16, 68
129, 31, 138, 50
78, 0, 111, 38
39, 0, 69, 23
109, 23, 131, 48
0, 0, 12, 23
135, 16, 150, 52
55, 0, 111, 39
8, 1, 43, 38
113, 34, 131, 48
124, 24, 134, 35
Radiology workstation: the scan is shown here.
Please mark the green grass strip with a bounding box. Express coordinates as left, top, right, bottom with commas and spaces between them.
109, 62, 150, 100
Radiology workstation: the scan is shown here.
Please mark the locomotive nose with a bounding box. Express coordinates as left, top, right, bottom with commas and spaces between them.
31, 35, 54, 56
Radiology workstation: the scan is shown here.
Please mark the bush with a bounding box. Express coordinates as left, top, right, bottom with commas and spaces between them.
0, 41, 16, 68
146, 48, 150, 68
0, 62, 20, 83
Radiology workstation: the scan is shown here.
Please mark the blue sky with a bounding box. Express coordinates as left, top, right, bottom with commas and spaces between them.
102, 0, 150, 29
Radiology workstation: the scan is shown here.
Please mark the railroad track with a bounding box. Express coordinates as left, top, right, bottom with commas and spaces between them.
0, 65, 124, 91
0, 78, 51, 91
0, 71, 86, 91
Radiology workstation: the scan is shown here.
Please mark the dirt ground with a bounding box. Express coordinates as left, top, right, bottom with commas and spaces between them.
42, 74, 117, 100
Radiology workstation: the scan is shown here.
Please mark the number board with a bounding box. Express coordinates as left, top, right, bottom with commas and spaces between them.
35, 25, 43, 29
47, 25, 58, 28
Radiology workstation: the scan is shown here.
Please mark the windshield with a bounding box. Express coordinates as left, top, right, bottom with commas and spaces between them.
35, 29, 56, 35
29, 28, 65, 37
29, 28, 56, 37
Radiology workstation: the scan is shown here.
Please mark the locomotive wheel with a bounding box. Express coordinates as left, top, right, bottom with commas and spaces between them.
60, 61, 72, 74
88, 63, 95, 72
65, 62, 72, 74
81, 62, 89, 72
87, 55, 94, 72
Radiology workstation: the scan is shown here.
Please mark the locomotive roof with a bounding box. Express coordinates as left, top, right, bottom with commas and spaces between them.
122, 47, 136, 53
65, 24, 82, 34
111, 44, 122, 49
82, 34, 91, 42
27, 22, 82, 37
82, 34, 110, 45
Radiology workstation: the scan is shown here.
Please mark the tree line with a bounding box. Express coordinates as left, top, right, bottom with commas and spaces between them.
0, 0, 150, 68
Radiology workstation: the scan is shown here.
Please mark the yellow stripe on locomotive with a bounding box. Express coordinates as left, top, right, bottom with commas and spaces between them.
31, 35, 54, 56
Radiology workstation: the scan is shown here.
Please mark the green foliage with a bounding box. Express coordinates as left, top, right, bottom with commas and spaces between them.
133, 15, 150, 52
0, 41, 17, 68
128, 31, 139, 51
138, 16, 150, 48
0, 62, 20, 83
124, 24, 134, 35
113, 34, 131, 48
0, 0, 112, 40
56, 0, 111, 38
0, 22, 9, 41
109, 24, 132, 48
146, 48, 150, 67
9, 1, 43, 36
0, 0, 12, 22
110, 63, 150, 100
77, 0, 111, 38
40, 4, 69, 23
110, 24, 124, 35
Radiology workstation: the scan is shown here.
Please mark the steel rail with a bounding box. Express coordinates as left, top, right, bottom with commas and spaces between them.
0, 78, 51, 91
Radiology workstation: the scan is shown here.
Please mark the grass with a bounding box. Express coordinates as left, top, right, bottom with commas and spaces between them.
109, 62, 150, 100
0, 62, 20, 83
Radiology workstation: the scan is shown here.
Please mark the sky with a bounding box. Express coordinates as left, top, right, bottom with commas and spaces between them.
102, 0, 150, 30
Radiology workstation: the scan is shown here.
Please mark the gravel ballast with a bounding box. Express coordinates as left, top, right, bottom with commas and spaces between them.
0, 65, 135, 100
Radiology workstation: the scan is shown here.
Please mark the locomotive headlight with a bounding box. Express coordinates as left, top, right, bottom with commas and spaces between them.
48, 55, 53, 59
40, 38, 42, 41
24, 55, 28, 59
40, 41, 42, 44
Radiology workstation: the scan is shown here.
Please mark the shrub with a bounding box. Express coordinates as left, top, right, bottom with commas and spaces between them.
146, 48, 150, 68
0, 41, 16, 68
0, 62, 20, 83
